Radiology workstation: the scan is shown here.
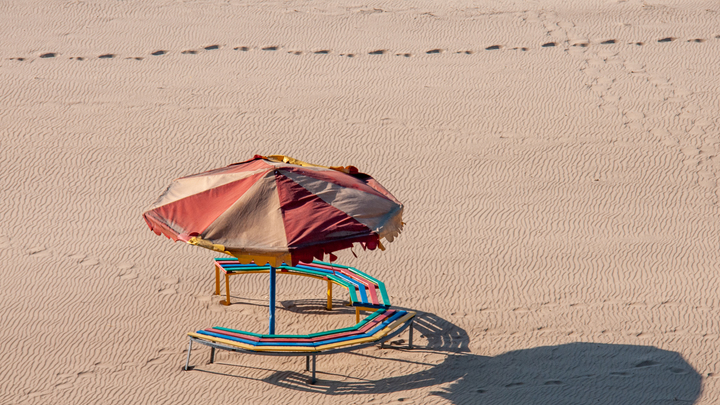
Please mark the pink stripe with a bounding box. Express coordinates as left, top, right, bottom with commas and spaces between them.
275, 174, 371, 248
280, 166, 390, 201
149, 171, 267, 238
205, 311, 396, 344
305, 262, 380, 305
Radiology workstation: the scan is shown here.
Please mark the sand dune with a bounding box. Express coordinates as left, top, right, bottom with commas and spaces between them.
1, 0, 720, 403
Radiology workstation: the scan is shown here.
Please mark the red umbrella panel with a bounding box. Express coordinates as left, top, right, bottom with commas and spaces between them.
142, 155, 404, 266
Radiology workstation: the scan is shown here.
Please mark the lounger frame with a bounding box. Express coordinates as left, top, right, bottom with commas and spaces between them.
184, 318, 414, 384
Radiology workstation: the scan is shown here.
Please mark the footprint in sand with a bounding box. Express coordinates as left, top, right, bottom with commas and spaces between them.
27, 247, 52, 257
39, 52, 57, 58
369, 49, 386, 55
542, 42, 556, 47
55, 383, 74, 391
233, 46, 250, 51
658, 37, 675, 43
485, 45, 502, 50
313, 50, 330, 54
119, 273, 138, 280
261, 46, 279, 51
545, 380, 563, 385
610, 371, 630, 377
426, 49, 443, 54
625, 110, 644, 120
151, 50, 167, 56
159, 276, 179, 285
195, 295, 212, 303
635, 360, 660, 368
80, 257, 99, 266
68, 253, 86, 262
182, 50, 198, 54
117, 260, 133, 270
680, 145, 700, 157
98, 54, 115, 59
204, 44, 220, 50
624, 61, 645, 73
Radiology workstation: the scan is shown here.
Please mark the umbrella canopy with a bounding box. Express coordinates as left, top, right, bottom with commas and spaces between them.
143, 155, 404, 266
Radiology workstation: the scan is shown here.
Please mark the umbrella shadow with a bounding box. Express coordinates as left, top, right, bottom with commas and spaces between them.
258, 311, 702, 404
279, 298, 359, 316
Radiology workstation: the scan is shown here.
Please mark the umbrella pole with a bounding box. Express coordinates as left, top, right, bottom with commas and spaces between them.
269, 265, 276, 334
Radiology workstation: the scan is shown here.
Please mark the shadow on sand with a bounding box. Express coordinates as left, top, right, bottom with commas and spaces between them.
253, 311, 702, 404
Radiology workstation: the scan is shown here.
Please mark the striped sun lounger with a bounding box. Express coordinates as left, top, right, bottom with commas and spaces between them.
185, 309, 416, 383
187, 258, 415, 384
214, 258, 391, 322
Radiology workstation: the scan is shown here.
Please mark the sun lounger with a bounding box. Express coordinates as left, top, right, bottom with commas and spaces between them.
214, 258, 391, 322
184, 308, 416, 384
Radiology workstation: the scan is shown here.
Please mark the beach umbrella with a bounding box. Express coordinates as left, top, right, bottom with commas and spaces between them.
143, 155, 404, 333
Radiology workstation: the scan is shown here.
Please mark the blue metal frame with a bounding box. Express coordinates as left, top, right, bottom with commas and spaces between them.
184, 319, 414, 384
269, 266, 276, 334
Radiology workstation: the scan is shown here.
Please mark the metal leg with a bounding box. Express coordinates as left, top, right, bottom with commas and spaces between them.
184, 339, 193, 370
223, 273, 231, 305
408, 320, 414, 349
215, 266, 220, 295
210, 347, 215, 363
326, 279, 332, 310
269, 266, 276, 335
310, 355, 316, 384
355, 307, 360, 324
305, 355, 309, 371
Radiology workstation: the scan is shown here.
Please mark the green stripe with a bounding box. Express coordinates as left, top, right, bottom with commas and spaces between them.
213, 309, 387, 339
214, 327, 264, 337
314, 260, 390, 306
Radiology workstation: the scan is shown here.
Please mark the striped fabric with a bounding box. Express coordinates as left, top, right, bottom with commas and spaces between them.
188, 309, 416, 352
214, 258, 391, 308
143, 155, 404, 266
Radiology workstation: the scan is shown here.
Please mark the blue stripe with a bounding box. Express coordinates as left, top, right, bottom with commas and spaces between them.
317, 311, 406, 346
294, 264, 334, 275
333, 272, 368, 302
197, 330, 259, 346
196, 311, 408, 349
252, 311, 406, 347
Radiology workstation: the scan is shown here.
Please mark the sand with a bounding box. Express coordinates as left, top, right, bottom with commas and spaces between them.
1, 0, 719, 403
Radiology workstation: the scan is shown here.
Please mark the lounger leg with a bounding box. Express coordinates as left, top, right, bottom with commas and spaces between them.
215, 266, 220, 295
223, 273, 231, 305
355, 307, 360, 324
210, 347, 215, 364
184, 339, 193, 371
408, 320, 414, 350
310, 355, 316, 384
305, 355, 309, 371
326, 279, 332, 310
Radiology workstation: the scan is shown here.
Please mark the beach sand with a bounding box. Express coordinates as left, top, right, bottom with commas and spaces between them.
1, 0, 719, 403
